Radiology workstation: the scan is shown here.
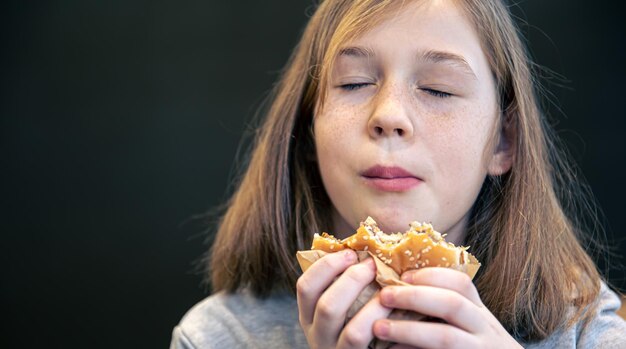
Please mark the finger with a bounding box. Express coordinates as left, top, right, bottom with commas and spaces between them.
296, 249, 358, 325
379, 286, 484, 333
313, 258, 376, 342
338, 290, 393, 348
374, 320, 479, 349
400, 267, 482, 306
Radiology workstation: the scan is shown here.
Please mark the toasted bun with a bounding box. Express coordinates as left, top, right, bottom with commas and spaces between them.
311, 217, 480, 276
311, 232, 347, 252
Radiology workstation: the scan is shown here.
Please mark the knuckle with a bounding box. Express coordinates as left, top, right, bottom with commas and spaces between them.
455, 272, 474, 294
341, 326, 368, 347
315, 297, 334, 320
296, 276, 310, 296
343, 264, 373, 285
437, 326, 460, 348
458, 273, 474, 292
442, 295, 464, 320
457, 273, 482, 304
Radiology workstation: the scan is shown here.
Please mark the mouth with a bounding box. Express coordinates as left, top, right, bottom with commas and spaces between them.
360, 165, 423, 192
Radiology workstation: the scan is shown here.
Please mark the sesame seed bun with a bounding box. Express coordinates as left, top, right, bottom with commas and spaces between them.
311, 216, 480, 278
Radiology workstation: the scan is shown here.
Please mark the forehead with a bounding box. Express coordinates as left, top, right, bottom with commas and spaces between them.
333, 0, 490, 81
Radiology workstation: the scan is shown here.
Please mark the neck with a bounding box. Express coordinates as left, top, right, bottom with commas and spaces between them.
331, 208, 356, 239
443, 213, 470, 246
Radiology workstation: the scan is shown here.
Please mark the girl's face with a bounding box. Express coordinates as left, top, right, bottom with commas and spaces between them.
314, 0, 512, 242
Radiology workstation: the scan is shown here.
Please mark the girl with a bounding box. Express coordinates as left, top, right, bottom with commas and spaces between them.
171, 0, 626, 348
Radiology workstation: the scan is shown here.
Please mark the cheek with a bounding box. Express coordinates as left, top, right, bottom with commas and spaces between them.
313, 104, 360, 183
426, 106, 495, 196
314, 104, 362, 157
442, 127, 487, 170
432, 104, 494, 164
313, 107, 360, 227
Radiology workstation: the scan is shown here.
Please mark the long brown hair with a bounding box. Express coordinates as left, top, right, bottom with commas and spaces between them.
208, 0, 603, 342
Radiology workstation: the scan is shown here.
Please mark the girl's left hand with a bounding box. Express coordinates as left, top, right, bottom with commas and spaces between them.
373, 267, 523, 349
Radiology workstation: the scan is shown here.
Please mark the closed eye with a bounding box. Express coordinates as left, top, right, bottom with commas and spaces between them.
339, 82, 372, 91
421, 88, 452, 98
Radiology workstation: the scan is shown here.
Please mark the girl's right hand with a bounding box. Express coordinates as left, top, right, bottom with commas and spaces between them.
296, 249, 393, 348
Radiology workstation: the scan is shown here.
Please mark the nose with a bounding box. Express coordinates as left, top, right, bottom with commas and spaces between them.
367, 83, 414, 139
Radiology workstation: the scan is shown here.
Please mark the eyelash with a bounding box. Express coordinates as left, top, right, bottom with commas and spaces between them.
339, 83, 370, 91
421, 88, 452, 98
339, 84, 452, 98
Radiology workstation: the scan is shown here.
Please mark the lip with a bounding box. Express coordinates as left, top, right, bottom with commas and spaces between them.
360, 165, 422, 192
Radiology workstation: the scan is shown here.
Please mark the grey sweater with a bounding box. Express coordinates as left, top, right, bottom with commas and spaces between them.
170, 283, 626, 348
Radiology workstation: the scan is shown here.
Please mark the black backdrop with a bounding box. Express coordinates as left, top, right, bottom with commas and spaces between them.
2, 1, 624, 348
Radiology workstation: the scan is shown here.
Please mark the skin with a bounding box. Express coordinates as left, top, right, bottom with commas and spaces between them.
297, 0, 520, 348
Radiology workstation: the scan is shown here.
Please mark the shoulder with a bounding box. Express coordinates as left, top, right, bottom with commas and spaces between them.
524, 282, 626, 348
574, 283, 626, 347
169, 289, 308, 349
170, 292, 246, 349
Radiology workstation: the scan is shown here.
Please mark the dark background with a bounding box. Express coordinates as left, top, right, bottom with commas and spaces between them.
2, 1, 624, 348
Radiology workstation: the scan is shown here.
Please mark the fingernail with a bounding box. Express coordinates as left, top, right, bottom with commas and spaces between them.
344, 250, 356, 262
375, 320, 390, 339
401, 272, 413, 283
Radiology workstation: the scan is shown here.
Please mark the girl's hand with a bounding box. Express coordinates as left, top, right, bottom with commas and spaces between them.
373, 268, 522, 349
296, 250, 392, 348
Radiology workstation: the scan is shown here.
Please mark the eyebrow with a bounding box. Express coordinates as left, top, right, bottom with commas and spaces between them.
419, 50, 477, 79
338, 46, 375, 58
337, 46, 477, 79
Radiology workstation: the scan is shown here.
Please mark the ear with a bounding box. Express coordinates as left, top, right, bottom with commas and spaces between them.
487, 113, 515, 176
